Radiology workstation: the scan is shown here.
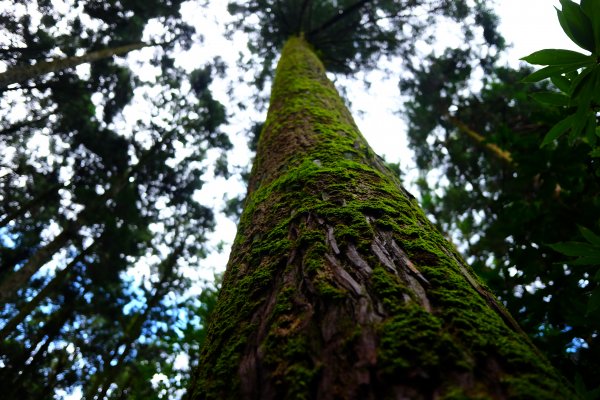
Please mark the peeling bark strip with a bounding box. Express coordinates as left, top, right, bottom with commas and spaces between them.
188, 37, 573, 400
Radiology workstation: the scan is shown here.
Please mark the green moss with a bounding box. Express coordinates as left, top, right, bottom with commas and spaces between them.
370, 265, 408, 310
314, 277, 347, 300
262, 285, 321, 398
440, 386, 492, 400
377, 305, 467, 376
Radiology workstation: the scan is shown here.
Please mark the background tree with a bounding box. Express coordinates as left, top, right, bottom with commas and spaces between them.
0, 1, 228, 397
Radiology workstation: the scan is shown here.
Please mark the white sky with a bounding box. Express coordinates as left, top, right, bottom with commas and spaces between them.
190, 0, 579, 277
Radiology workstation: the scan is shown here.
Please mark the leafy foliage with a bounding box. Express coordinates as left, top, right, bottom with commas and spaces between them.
403, 46, 600, 391
522, 0, 600, 149
0, 1, 230, 398
548, 226, 600, 321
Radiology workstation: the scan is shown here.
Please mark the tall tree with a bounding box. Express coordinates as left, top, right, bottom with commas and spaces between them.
188, 35, 572, 399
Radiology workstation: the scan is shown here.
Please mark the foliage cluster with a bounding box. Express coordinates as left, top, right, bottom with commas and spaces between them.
0, 1, 225, 398
402, 0, 600, 395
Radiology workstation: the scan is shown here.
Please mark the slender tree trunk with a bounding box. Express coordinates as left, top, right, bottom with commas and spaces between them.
0, 42, 150, 88
6, 293, 75, 396
86, 244, 183, 400
0, 136, 158, 303
0, 181, 64, 229
0, 112, 51, 136
188, 37, 573, 400
0, 242, 94, 341
0, 223, 79, 304
443, 112, 514, 166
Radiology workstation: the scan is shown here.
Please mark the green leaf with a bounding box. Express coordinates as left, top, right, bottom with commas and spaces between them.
522, 64, 589, 83
551, 74, 571, 93
521, 49, 594, 65
570, 255, 600, 265
558, 0, 595, 52
580, 226, 600, 245
541, 115, 575, 146
530, 92, 570, 106
588, 287, 600, 315
581, 0, 600, 54
591, 147, 600, 157
568, 68, 598, 142
557, 7, 584, 51
569, 66, 595, 98
583, 112, 597, 145
548, 241, 598, 256
569, 105, 590, 143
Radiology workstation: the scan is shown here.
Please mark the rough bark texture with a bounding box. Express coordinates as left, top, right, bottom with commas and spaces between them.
188, 37, 573, 400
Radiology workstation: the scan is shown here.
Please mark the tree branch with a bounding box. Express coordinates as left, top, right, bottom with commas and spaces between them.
306, 0, 371, 38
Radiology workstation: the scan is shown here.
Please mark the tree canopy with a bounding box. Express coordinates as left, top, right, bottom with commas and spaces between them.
0, 0, 228, 398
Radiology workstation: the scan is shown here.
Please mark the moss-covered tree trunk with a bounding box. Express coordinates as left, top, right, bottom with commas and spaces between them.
188, 37, 573, 400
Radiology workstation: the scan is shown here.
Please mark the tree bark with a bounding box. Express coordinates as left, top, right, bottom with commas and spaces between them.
187, 37, 573, 400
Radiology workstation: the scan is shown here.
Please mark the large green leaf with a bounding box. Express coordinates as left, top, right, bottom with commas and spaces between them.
521, 49, 593, 65
548, 227, 600, 266
569, 65, 595, 98
584, 112, 597, 145
522, 63, 590, 83
567, 67, 598, 143
581, 0, 600, 54
548, 241, 598, 256
558, 0, 595, 52
570, 255, 600, 265
588, 288, 600, 315
580, 226, 600, 245
551, 74, 572, 93
540, 114, 575, 146
530, 91, 570, 106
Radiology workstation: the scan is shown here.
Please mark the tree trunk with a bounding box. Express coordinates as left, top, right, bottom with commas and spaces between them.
4, 291, 75, 397
0, 223, 78, 304
0, 181, 64, 229
0, 242, 94, 341
443, 112, 514, 166
187, 37, 573, 399
0, 42, 149, 88
86, 244, 182, 400
0, 137, 155, 303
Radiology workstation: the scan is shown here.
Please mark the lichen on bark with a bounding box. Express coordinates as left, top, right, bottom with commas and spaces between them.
187, 37, 575, 400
